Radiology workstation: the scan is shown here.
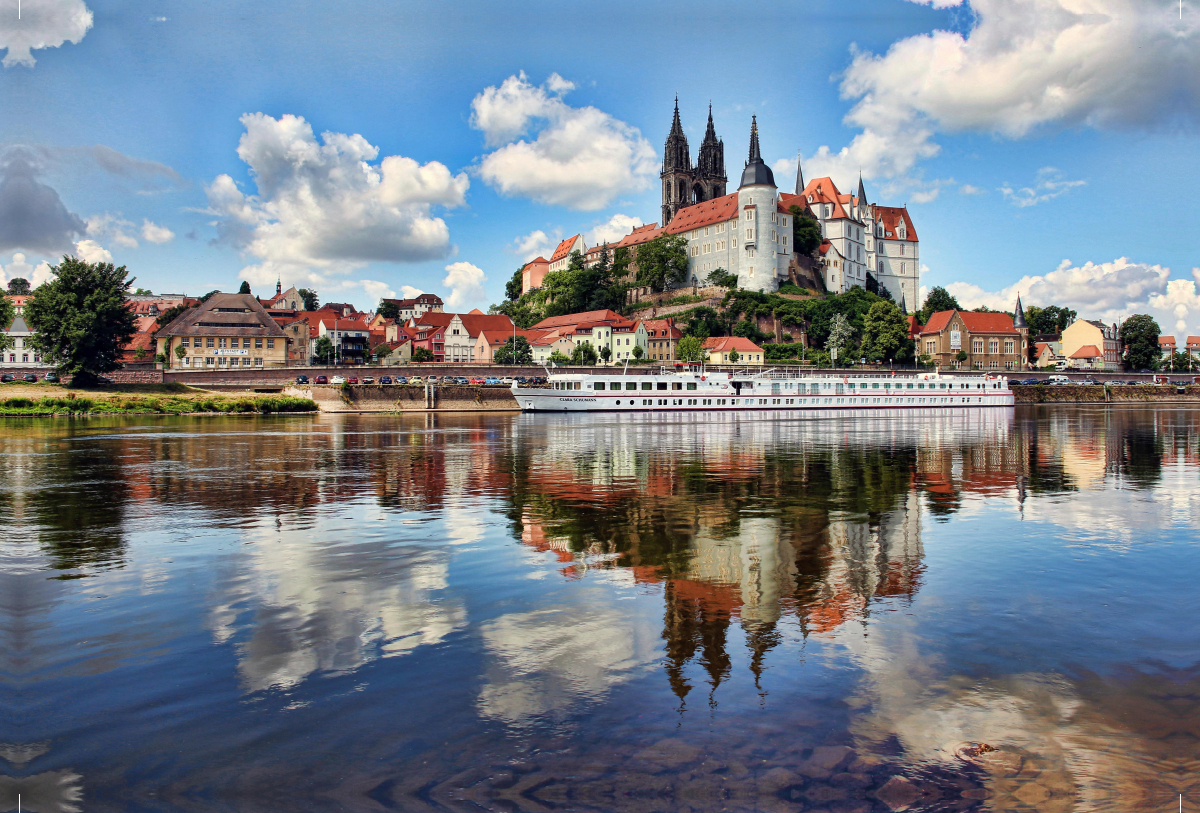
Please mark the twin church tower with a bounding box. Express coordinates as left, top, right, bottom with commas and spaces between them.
660, 99, 728, 226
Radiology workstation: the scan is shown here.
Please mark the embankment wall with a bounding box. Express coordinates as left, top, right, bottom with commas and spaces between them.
288, 384, 519, 412
1012, 384, 1200, 403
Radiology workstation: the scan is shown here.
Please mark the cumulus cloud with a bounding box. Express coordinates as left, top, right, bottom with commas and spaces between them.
0, 149, 86, 253
472, 72, 657, 211
1, 252, 52, 287
73, 239, 112, 264
85, 213, 138, 248
360, 279, 395, 302
999, 167, 1086, 207
510, 229, 558, 262
587, 213, 642, 246
140, 219, 174, 244
205, 112, 469, 297
0, 0, 93, 67
959, 184, 986, 195
798, 0, 1198, 196
442, 261, 487, 309
942, 257, 1200, 334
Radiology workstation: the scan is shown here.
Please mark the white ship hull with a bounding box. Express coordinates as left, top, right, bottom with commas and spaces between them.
513, 366, 1015, 413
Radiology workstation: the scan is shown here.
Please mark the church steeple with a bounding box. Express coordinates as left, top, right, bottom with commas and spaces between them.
857, 174, 868, 206
276, 277, 282, 296
1013, 294, 1027, 329
661, 96, 695, 226
695, 103, 726, 202
794, 151, 805, 195
747, 115, 761, 163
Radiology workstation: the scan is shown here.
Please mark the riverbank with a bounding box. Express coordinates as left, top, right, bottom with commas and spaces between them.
0, 382, 316, 415
1012, 384, 1200, 403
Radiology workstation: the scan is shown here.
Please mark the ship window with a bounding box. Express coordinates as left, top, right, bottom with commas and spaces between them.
872, 383, 879, 389
594, 382, 605, 390
672, 382, 683, 390
627, 382, 637, 390
657, 382, 668, 390
686, 382, 697, 390
641, 382, 652, 390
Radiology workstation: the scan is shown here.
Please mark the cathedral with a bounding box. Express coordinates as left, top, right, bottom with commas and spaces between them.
660, 99, 727, 226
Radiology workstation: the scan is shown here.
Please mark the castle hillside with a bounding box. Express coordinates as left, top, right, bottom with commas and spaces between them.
519, 101, 921, 310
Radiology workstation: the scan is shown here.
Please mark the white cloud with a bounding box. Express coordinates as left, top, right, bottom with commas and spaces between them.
0, 0, 92, 68
360, 279, 395, 303
999, 167, 1085, 207
472, 73, 657, 211
1, 252, 51, 287
398, 284, 423, 300
587, 213, 642, 246
959, 184, 986, 195
942, 256, 1200, 335
206, 112, 469, 297
800, 0, 1198, 195
73, 239, 112, 264
442, 261, 487, 310
140, 219, 174, 244
85, 213, 138, 248
510, 228, 558, 262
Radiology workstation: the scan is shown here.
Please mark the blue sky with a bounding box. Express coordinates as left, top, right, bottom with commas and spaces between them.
3, 0, 1198, 332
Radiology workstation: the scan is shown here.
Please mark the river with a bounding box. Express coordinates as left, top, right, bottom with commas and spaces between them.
1, 406, 1197, 812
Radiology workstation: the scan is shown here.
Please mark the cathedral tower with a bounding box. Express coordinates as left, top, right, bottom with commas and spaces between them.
661, 98, 693, 226
694, 105, 726, 203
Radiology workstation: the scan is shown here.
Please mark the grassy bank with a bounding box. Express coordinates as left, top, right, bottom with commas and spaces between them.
0, 393, 317, 416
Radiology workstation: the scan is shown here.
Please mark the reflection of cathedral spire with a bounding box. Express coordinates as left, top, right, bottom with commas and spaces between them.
744, 620, 782, 691
662, 581, 733, 705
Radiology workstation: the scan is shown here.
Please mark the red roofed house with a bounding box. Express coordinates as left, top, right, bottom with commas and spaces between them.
520, 256, 550, 295
1067, 344, 1104, 370
380, 293, 444, 322
1061, 317, 1122, 371
1186, 336, 1200, 360
1159, 336, 1177, 358
314, 314, 371, 364
703, 336, 765, 365
407, 311, 516, 363
919, 305, 1027, 371
548, 235, 586, 274
639, 318, 683, 362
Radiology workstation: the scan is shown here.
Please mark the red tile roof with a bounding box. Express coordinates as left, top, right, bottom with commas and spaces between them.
663, 193, 739, 234
638, 318, 682, 339
795, 178, 851, 220
550, 235, 582, 262
1187, 336, 1200, 348
920, 310, 1017, 336
1159, 336, 1177, 348
874, 205, 918, 242
703, 336, 764, 353
532, 309, 625, 329
1070, 344, 1102, 359
612, 223, 664, 249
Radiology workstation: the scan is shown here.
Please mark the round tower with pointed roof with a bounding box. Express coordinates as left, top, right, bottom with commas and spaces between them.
736, 116, 781, 293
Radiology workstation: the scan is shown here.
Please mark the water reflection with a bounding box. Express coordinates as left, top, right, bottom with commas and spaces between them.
0, 407, 1198, 812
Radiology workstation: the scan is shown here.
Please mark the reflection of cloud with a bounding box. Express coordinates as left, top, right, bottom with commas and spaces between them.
0, 770, 84, 813
209, 529, 465, 693
478, 602, 659, 726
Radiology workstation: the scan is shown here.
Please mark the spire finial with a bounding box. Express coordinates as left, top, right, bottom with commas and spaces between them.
795, 149, 805, 195
748, 115, 761, 164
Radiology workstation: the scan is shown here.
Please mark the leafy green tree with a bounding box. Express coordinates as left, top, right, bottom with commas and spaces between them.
24, 257, 138, 384
634, 234, 689, 293
728, 348, 740, 363
492, 299, 543, 329
155, 302, 194, 331
861, 300, 908, 362
1024, 304, 1077, 336
677, 335, 704, 362
918, 286, 960, 325
238, 281, 251, 294
681, 306, 724, 339
134, 287, 153, 295
0, 295, 14, 353
599, 345, 612, 363
632, 345, 644, 360
7, 277, 31, 295
825, 313, 853, 366
1120, 314, 1161, 371
377, 300, 400, 320
494, 336, 533, 365
570, 342, 599, 365
505, 266, 524, 302
298, 288, 319, 311
732, 318, 766, 342
373, 343, 393, 360
314, 335, 336, 364
788, 205, 823, 257
548, 350, 571, 364
411, 347, 434, 363
707, 268, 739, 289
173, 343, 187, 364
199, 289, 220, 302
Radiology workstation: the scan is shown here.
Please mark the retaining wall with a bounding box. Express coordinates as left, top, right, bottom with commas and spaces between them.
1012, 384, 1200, 403
289, 384, 519, 412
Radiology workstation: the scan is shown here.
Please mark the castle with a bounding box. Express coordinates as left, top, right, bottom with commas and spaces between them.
520, 101, 921, 308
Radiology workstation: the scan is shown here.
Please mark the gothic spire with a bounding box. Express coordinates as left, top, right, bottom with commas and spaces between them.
1013, 294, 1028, 329
747, 115, 761, 164
670, 95, 684, 136
703, 104, 718, 143
794, 150, 805, 195
857, 174, 868, 206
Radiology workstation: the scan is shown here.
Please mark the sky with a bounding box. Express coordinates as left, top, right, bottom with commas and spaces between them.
2, 0, 1199, 333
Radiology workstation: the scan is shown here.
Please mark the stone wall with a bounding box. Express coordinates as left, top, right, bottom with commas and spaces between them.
111, 369, 164, 384
1012, 384, 1200, 403
292, 384, 519, 412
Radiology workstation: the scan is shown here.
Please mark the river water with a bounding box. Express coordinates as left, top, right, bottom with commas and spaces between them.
0, 406, 1197, 812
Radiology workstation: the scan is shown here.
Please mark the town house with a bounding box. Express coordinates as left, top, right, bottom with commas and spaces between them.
919, 308, 1027, 371
156, 293, 290, 370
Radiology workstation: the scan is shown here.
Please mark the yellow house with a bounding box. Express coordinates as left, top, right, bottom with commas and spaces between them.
156, 292, 291, 370
702, 336, 765, 365
1061, 318, 1123, 372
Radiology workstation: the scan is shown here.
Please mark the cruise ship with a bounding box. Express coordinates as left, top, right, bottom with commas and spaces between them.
512, 364, 1014, 412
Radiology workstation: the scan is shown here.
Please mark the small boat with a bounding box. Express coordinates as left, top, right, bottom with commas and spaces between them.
512, 363, 1015, 412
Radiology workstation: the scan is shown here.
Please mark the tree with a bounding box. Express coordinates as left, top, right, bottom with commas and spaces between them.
134, 287, 153, 295
1120, 314, 1162, 371
377, 299, 400, 321
681, 306, 724, 339
173, 344, 187, 365
632, 345, 644, 360
314, 335, 336, 364
571, 342, 598, 366
918, 286, 961, 325
825, 312, 853, 366
411, 347, 434, 363
788, 205, 823, 257
599, 345, 612, 363
548, 350, 571, 364
728, 348, 740, 363
708, 268, 739, 289
0, 295, 14, 354
298, 288, 319, 311
199, 290, 220, 302
677, 335, 704, 362
24, 256, 138, 384
1024, 304, 1077, 336
7, 277, 31, 295
374, 343, 393, 360
155, 302, 194, 331
505, 266, 524, 302
494, 336, 533, 365
634, 234, 689, 293
732, 318, 766, 342
861, 300, 908, 362
238, 281, 251, 294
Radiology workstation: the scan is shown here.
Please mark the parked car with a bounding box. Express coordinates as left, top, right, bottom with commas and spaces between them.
469, 376, 486, 385
394, 376, 408, 384
455, 376, 469, 385
43, 372, 60, 383
515, 376, 528, 386
0, 373, 14, 383
22, 373, 38, 383
331, 375, 346, 384
484, 377, 502, 386
379, 376, 392, 385
1047, 374, 1070, 385
295, 374, 309, 384
1078, 378, 1099, 386
500, 377, 514, 385
314, 375, 329, 384
1016, 378, 1039, 385
361, 376, 374, 384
